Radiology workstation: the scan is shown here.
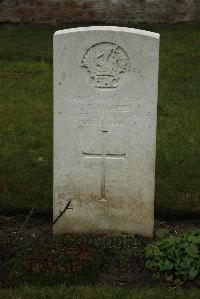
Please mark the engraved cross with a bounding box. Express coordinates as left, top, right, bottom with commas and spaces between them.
82, 130, 125, 201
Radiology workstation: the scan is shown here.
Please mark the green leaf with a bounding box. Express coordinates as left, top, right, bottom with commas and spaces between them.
155, 228, 169, 239
185, 244, 198, 257
187, 235, 200, 244
189, 268, 198, 279
180, 257, 192, 269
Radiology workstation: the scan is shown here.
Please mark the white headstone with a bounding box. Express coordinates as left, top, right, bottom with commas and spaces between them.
53, 26, 159, 237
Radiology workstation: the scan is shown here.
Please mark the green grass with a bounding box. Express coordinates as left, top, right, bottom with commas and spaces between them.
0, 24, 199, 216
1, 285, 200, 299
0, 25, 54, 211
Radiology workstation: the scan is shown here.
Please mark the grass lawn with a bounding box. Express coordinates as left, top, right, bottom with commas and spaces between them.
0, 24, 200, 216
1, 285, 200, 299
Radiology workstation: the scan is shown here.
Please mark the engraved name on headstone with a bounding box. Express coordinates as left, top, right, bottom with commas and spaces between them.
53, 26, 160, 237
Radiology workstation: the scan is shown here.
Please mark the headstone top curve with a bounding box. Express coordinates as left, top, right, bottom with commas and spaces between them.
54, 26, 160, 40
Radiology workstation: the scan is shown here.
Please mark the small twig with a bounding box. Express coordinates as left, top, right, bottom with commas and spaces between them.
170, 281, 184, 291
53, 201, 72, 226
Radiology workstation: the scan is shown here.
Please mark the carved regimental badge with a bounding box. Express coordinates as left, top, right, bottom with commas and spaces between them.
81, 42, 130, 89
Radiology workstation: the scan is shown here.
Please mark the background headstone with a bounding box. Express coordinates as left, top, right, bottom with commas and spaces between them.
53, 26, 160, 237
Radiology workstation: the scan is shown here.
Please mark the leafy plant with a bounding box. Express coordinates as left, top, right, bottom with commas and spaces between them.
145, 229, 200, 283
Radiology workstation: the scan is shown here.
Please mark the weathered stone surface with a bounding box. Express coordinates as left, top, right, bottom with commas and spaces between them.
53, 26, 159, 237
0, 0, 199, 24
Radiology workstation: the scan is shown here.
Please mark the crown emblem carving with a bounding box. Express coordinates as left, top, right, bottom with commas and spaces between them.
81, 43, 130, 89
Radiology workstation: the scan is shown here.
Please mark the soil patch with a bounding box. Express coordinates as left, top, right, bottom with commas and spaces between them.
0, 214, 200, 288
